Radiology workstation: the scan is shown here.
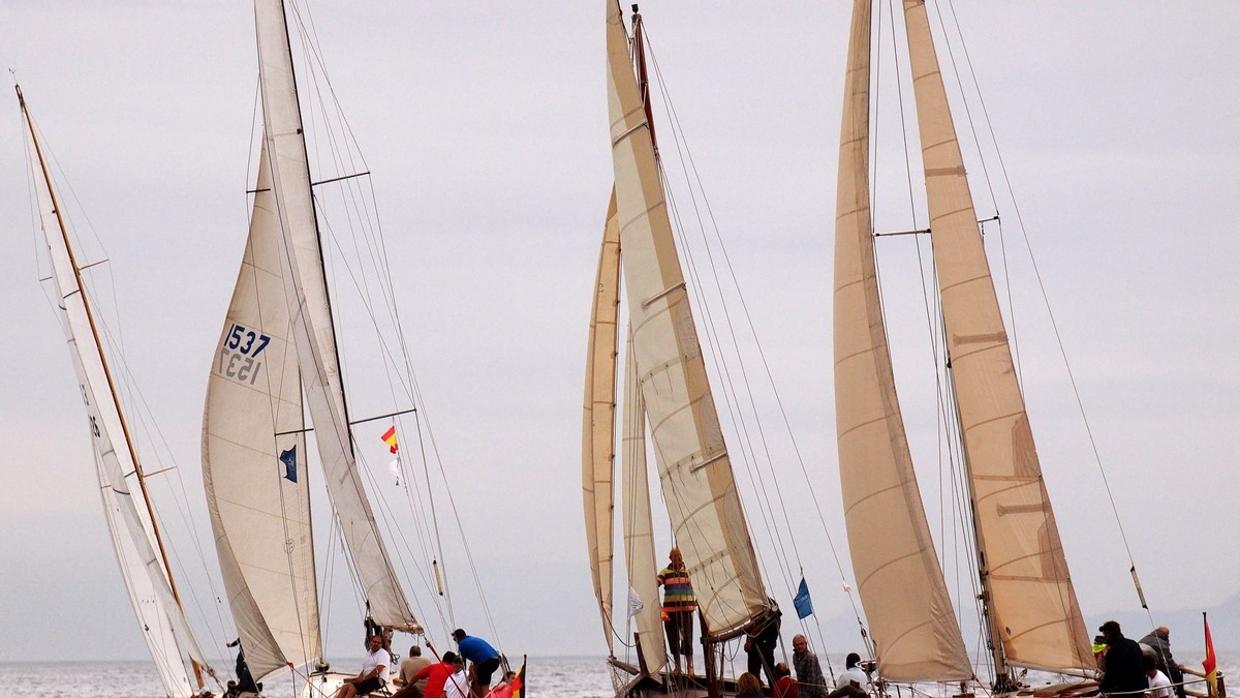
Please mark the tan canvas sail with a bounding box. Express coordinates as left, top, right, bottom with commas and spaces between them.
621, 331, 667, 674
23, 91, 210, 697
901, 0, 1092, 672
256, 0, 416, 628
203, 140, 322, 680
833, 0, 972, 681
604, 0, 767, 639
583, 189, 622, 654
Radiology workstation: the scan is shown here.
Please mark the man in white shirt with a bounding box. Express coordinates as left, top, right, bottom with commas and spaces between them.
837, 652, 871, 691
334, 634, 391, 698
1146, 655, 1174, 698
443, 665, 470, 698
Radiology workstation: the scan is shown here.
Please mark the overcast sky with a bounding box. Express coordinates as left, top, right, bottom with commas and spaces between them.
1, 0, 1238, 667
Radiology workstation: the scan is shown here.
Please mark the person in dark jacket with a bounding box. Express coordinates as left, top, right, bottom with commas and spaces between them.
1140, 626, 1185, 698
1099, 620, 1149, 695
744, 606, 782, 687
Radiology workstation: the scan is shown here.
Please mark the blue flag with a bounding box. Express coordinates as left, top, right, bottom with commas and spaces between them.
280, 446, 298, 483
793, 577, 813, 619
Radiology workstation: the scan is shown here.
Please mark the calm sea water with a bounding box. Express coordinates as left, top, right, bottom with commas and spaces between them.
2, 655, 1234, 698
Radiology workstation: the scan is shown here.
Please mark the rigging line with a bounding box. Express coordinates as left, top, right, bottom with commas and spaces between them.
945, 0, 1140, 648
643, 26, 858, 609
645, 32, 798, 598
649, 29, 806, 585
413, 409, 456, 631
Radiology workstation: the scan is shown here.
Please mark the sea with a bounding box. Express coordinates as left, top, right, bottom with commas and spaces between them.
2, 655, 1235, 698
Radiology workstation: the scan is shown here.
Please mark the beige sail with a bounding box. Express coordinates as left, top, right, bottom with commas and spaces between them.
202, 140, 322, 680
582, 189, 622, 654
256, 0, 416, 628
833, 0, 972, 681
621, 331, 667, 674
901, 0, 1092, 672
605, 0, 767, 639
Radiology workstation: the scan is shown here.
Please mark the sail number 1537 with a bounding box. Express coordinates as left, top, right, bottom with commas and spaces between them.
219, 322, 271, 385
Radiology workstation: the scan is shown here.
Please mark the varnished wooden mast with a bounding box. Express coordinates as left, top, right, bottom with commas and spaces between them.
17, 84, 205, 691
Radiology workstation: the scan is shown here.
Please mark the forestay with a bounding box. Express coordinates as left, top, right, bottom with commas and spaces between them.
901, 0, 1092, 672
582, 190, 623, 654
621, 332, 667, 673
604, 0, 767, 639
25, 99, 208, 698
203, 141, 322, 680
255, 0, 416, 628
833, 0, 971, 681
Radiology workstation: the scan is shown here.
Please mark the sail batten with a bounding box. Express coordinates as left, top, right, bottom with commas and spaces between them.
604, 0, 767, 640
901, 0, 1092, 672
255, 0, 415, 629
582, 190, 622, 654
832, 0, 972, 681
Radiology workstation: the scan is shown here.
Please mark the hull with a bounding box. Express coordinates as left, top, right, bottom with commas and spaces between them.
610, 658, 742, 698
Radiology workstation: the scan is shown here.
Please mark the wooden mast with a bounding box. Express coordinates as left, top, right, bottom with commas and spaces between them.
17, 84, 206, 690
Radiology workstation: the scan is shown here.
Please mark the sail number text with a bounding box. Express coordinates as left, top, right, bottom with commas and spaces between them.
218, 323, 271, 386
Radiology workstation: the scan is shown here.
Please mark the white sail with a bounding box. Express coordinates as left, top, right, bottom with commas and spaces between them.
582, 190, 622, 654
901, 0, 1092, 672
23, 91, 209, 698
604, 0, 767, 639
203, 140, 322, 680
254, 0, 416, 628
833, 0, 971, 681
621, 331, 667, 674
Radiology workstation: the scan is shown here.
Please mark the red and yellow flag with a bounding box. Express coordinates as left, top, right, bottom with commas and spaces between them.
1204, 612, 1219, 698
380, 425, 399, 454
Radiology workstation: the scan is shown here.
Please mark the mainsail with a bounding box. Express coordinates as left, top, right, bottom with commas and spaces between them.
254, 0, 416, 628
832, 0, 972, 681
202, 139, 322, 680
621, 332, 667, 673
604, 0, 767, 639
21, 86, 210, 698
901, 0, 1092, 672
582, 190, 622, 654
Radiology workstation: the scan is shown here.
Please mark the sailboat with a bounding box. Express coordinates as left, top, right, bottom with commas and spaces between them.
833, 0, 1141, 694
18, 84, 219, 698
203, 1, 506, 695
584, 3, 785, 696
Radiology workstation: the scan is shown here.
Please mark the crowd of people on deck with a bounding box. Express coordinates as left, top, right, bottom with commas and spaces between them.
654, 548, 1198, 698
325, 625, 515, 698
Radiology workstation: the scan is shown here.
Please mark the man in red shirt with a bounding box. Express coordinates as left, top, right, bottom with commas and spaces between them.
407, 652, 466, 698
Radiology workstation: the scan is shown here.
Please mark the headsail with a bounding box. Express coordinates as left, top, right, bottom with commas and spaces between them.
582, 190, 622, 654
832, 0, 972, 681
621, 332, 667, 673
21, 86, 210, 698
255, 0, 416, 628
604, 0, 767, 639
203, 139, 322, 680
901, 0, 1092, 672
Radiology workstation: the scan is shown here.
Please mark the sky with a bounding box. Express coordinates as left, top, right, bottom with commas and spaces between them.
1, 0, 1238, 668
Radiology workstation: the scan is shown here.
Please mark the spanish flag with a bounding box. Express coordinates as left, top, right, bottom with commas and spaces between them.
380, 425, 399, 454
1204, 612, 1219, 698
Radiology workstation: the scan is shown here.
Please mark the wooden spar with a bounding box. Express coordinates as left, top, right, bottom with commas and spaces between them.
17, 84, 206, 690
631, 5, 656, 152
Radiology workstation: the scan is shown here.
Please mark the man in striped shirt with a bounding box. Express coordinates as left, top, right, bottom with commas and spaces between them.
657, 547, 696, 676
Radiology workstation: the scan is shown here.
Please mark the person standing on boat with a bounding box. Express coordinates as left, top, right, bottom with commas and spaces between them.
1140, 626, 1186, 698
451, 628, 501, 697
792, 634, 828, 698
744, 604, 782, 687
1100, 620, 1149, 696
657, 547, 697, 675
333, 633, 391, 698
836, 653, 870, 691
